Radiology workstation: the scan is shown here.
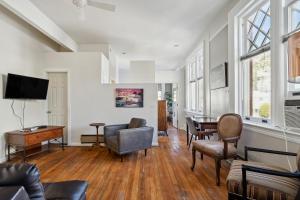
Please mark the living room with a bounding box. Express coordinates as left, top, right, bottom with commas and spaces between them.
1, 0, 300, 200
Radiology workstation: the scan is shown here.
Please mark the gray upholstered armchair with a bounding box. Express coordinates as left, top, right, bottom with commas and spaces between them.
104, 118, 154, 162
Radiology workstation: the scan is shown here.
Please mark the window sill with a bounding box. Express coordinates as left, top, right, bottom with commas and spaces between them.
243, 121, 300, 144
184, 109, 204, 116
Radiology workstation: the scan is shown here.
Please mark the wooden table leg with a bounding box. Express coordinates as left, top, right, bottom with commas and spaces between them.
7, 144, 11, 161
23, 148, 26, 162
62, 135, 65, 150
186, 123, 189, 146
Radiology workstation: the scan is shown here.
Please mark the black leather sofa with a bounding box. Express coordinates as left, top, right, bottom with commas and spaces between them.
0, 163, 88, 200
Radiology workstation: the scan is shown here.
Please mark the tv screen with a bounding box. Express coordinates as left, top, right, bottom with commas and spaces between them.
4, 73, 49, 100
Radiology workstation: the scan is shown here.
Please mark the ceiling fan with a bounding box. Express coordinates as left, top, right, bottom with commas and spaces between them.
72, 0, 116, 12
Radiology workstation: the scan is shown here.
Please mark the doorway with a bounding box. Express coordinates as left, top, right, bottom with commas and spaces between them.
47, 72, 69, 145
157, 83, 179, 128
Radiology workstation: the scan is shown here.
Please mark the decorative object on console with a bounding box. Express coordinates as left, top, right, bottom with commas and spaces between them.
210, 62, 228, 90
115, 88, 144, 108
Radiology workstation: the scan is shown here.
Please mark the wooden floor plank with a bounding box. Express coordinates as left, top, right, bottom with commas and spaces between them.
14, 127, 229, 200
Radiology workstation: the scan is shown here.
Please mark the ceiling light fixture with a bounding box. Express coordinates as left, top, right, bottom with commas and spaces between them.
174, 44, 179, 48
122, 52, 127, 55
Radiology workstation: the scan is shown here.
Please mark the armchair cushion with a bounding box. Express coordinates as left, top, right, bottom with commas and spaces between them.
43, 180, 88, 200
192, 140, 237, 158
227, 160, 300, 200
128, 118, 146, 129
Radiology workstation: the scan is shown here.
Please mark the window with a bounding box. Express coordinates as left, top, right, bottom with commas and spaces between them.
287, 0, 300, 32
240, 1, 272, 122
186, 46, 204, 112
285, 0, 300, 91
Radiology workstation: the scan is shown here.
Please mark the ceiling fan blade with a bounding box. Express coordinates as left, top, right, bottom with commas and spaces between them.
87, 0, 116, 12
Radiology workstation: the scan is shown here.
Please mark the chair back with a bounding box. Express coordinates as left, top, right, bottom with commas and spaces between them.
128, 118, 146, 128
217, 113, 243, 141
186, 117, 198, 135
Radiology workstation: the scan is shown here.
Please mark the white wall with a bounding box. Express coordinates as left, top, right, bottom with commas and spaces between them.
0, 0, 78, 52
42, 52, 158, 146
79, 43, 119, 83
209, 26, 230, 118
0, 5, 59, 162
119, 61, 155, 83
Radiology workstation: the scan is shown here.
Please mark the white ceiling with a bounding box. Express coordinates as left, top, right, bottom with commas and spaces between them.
30, 0, 231, 70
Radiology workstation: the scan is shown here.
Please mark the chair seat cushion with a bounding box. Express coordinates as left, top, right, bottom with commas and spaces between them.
227, 160, 300, 200
192, 140, 237, 158
43, 180, 88, 200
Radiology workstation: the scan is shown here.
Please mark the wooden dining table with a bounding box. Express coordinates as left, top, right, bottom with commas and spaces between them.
186, 116, 218, 146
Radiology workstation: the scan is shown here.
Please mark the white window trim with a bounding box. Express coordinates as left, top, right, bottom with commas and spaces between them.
186, 43, 205, 114
238, 0, 272, 125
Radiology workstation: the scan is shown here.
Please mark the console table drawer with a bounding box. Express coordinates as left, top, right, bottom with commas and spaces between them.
26, 129, 63, 145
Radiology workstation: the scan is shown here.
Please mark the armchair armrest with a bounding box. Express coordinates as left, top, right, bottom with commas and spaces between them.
104, 124, 129, 138
241, 164, 300, 200
244, 146, 297, 161
117, 127, 154, 154
223, 136, 240, 159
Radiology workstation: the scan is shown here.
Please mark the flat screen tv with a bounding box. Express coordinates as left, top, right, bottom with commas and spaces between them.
4, 73, 49, 100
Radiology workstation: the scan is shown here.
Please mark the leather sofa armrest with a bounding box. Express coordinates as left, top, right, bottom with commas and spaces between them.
0, 186, 30, 200
104, 124, 129, 139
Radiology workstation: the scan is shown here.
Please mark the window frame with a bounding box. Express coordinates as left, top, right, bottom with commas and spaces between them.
238, 0, 272, 124
186, 44, 205, 113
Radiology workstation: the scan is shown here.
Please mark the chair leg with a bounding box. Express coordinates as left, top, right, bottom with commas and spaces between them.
121, 155, 123, 162
188, 135, 194, 149
145, 149, 147, 156
215, 159, 221, 186
200, 153, 203, 160
191, 148, 196, 171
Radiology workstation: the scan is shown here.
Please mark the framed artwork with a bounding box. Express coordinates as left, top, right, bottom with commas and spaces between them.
210, 62, 228, 90
115, 88, 144, 108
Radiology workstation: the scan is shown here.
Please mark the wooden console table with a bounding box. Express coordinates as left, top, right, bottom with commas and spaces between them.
5, 126, 65, 162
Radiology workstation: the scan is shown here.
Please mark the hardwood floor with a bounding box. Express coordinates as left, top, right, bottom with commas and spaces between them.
24, 127, 229, 200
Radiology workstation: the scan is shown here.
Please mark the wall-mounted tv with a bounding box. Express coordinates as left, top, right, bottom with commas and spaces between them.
4, 73, 49, 100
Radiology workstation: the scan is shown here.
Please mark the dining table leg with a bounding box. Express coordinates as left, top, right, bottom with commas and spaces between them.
186, 123, 189, 146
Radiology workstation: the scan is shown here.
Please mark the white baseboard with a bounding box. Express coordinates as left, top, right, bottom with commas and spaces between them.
152, 142, 159, 147
68, 143, 92, 147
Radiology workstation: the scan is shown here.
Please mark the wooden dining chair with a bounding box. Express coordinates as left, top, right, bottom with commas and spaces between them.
191, 113, 243, 186
186, 117, 216, 149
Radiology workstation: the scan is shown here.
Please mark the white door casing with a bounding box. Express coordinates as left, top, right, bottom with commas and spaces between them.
47, 72, 68, 144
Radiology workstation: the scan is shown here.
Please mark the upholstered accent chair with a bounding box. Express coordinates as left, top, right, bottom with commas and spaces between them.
227, 147, 300, 200
186, 117, 216, 149
191, 113, 243, 186
104, 118, 154, 162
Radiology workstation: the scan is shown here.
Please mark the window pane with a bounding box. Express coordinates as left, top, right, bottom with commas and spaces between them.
190, 82, 196, 110
243, 51, 271, 119
246, 1, 270, 53
290, 1, 300, 31
197, 79, 204, 112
